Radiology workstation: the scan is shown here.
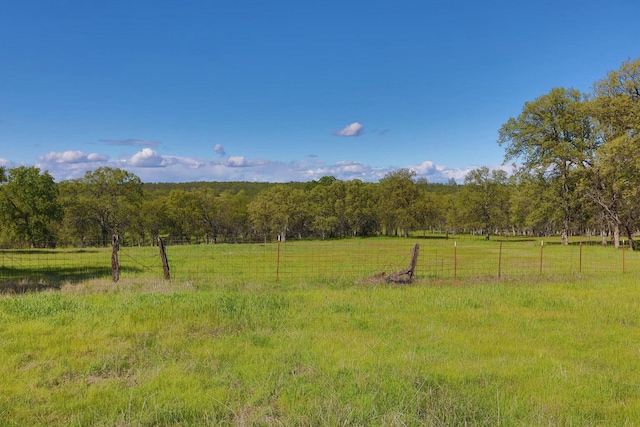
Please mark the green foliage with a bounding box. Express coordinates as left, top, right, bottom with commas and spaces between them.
584, 57, 640, 249
0, 166, 62, 247
378, 169, 421, 236
498, 87, 596, 245
248, 185, 309, 241
459, 167, 510, 236
59, 167, 143, 246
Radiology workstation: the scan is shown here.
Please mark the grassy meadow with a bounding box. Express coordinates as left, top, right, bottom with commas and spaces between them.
1, 237, 640, 425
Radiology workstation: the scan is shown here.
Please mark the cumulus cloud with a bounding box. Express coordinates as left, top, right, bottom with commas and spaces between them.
127, 148, 165, 167
410, 160, 437, 175
101, 138, 160, 147
334, 122, 364, 137
213, 144, 226, 156
41, 150, 109, 164
226, 156, 250, 167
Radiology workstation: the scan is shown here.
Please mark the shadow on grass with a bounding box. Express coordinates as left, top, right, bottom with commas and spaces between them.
413, 235, 451, 240
0, 265, 143, 294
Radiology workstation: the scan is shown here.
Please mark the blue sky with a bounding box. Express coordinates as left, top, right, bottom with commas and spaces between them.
1, 0, 639, 183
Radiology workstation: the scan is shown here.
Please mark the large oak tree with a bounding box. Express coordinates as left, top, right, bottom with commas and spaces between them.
498, 87, 596, 245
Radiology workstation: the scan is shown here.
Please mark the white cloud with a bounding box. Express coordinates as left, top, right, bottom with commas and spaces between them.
127, 148, 165, 167
213, 144, 226, 156
87, 153, 109, 162
410, 161, 436, 175
41, 150, 109, 164
226, 156, 250, 167
334, 122, 364, 137
19, 145, 509, 185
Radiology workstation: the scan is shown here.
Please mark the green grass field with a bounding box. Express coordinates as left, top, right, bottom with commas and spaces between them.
1, 237, 639, 425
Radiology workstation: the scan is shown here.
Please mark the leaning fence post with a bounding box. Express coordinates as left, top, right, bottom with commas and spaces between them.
158, 237, 171, 280
111, 234, 120, 283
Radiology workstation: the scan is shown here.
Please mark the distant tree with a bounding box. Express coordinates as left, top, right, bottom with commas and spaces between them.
459, 167, 510, 239
164, 189, 203, 242
193, 189, 219, 243
248, 185, 309, 241
0, 166, 62, 247
63, 167, 143, 246
498, 87, 597, 245
413, 190, 443, 235
309, 183, 341, 239
216, 190, 249, 243
138, 197, 168, 245
344, 180, 380, 236
378, 169, 420, 236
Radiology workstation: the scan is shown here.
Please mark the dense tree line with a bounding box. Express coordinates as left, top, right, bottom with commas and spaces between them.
1, 58, 638, 248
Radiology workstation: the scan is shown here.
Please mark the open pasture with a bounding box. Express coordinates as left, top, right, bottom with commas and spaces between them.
1, 236, 640, 425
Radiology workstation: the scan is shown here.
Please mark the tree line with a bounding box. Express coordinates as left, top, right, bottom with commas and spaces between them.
1, 58, 638, 249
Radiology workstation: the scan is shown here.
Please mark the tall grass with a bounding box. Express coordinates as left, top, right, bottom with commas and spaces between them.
1, 270, 640, 425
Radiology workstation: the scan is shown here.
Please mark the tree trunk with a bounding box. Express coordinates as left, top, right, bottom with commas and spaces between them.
623, 224, 636, 251
613, 224, 620, 249
601, 228, 608, 246
111, 235, 120, 282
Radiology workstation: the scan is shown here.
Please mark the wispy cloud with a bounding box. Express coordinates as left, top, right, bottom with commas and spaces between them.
213, 144, 226, 156
334, 122, 364, 137
101, 138, 160, 147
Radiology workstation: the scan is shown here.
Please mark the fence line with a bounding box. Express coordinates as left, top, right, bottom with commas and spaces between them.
1, 238, 638, 291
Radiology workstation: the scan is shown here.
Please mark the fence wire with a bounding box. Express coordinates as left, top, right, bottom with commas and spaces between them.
1, 238, 639, 291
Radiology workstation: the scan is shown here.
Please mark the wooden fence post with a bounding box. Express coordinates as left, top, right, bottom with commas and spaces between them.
158, 237, 171, 280
498, 241, 503, 278
386, 243, 420, 284
454, 241, 457, 281
539, 240, 544, 274
111, 235, 119, 283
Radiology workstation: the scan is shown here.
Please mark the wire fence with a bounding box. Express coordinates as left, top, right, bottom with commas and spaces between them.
1, 237, 639, 292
